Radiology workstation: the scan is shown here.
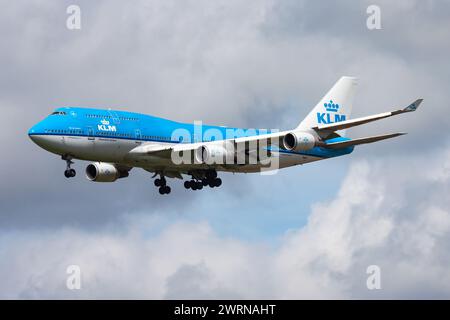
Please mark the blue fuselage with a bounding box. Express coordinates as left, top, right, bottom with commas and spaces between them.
28, 107, 353, 172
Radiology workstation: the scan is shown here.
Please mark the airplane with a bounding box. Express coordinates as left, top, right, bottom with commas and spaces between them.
28, 76, 422, 195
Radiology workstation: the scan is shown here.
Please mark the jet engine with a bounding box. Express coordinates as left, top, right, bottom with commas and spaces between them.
282, 131, 316, 151
85, 162, 129, 182
195, 144, 230, 164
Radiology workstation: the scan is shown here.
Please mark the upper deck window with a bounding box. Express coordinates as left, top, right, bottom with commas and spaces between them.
118, 116, 139, 121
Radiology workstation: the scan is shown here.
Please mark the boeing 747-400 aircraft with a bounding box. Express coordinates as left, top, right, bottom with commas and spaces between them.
28, 77, 422, 194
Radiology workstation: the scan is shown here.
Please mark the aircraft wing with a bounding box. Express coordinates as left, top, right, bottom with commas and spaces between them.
230, 99, 422, 144
313, 99, 422, 138
128, 99, 422, 160
128, 131, 289, 158
128, 143, 174, 158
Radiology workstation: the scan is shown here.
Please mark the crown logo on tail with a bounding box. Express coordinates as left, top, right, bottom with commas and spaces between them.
101, 119, 110, 125
324, 100, 340, 112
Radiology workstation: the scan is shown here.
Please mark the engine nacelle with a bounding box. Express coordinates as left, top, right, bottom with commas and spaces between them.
282, 131, 316, 151
85, 162, 129, 182
195, 144, 229, 164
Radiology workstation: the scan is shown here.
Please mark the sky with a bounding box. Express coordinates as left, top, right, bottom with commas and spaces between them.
0, 0, 449, 299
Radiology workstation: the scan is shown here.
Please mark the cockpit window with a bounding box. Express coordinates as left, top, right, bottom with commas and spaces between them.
50, 111, 67, 116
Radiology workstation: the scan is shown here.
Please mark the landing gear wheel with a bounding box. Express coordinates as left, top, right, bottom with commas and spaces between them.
208, 178, 222, 188
159, 186, 171, 194
62, 155, 75, 178
154, 174, 170, 194
196, 182, 203, 190
64, 169, 76, 178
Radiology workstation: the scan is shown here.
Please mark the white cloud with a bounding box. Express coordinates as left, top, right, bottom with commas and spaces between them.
1, 147, 449, 299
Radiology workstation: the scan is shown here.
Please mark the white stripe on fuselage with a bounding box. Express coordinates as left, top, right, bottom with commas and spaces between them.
29, 134, 323, 173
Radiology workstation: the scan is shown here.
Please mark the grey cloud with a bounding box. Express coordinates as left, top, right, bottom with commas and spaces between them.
0, 0, 450, 298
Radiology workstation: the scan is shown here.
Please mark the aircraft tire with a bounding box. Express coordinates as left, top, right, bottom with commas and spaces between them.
65, 169, 76, 178
158, 186, 170, 194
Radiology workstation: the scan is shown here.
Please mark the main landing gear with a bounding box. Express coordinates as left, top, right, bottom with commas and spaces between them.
152, 170, 221, 195
62, 155, 76, 178
184, 170, 222, 191
154, 175, 171, 195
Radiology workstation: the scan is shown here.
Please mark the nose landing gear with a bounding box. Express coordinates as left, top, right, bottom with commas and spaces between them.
64, 169, 76, 178
62, 155, 76, 178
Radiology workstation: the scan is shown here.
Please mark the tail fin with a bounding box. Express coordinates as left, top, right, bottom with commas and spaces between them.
297, 76, 358, 136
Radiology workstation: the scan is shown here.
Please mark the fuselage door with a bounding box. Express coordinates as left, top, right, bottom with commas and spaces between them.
135, 129, 142, 144
87, 127, 95, 140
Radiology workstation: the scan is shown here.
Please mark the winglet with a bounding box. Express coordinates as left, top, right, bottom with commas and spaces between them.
403, 99, 423, 112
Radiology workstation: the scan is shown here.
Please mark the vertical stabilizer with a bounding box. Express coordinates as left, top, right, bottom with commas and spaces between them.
297, 76, 358, 136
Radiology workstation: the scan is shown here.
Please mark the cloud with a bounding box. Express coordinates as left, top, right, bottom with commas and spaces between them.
1, 146, 449, 299
2, 0, 448, 230
1, 0, 450, 299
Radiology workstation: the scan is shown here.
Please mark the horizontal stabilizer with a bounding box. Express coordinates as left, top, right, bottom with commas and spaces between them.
322, 132, 406, 149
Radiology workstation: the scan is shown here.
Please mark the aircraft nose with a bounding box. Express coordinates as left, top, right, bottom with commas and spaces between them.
28, 123, 63, 153
28, 124, 40, 140
28, 121, 46, 146
28, 132, 40, 144
28, 135, 49, 149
